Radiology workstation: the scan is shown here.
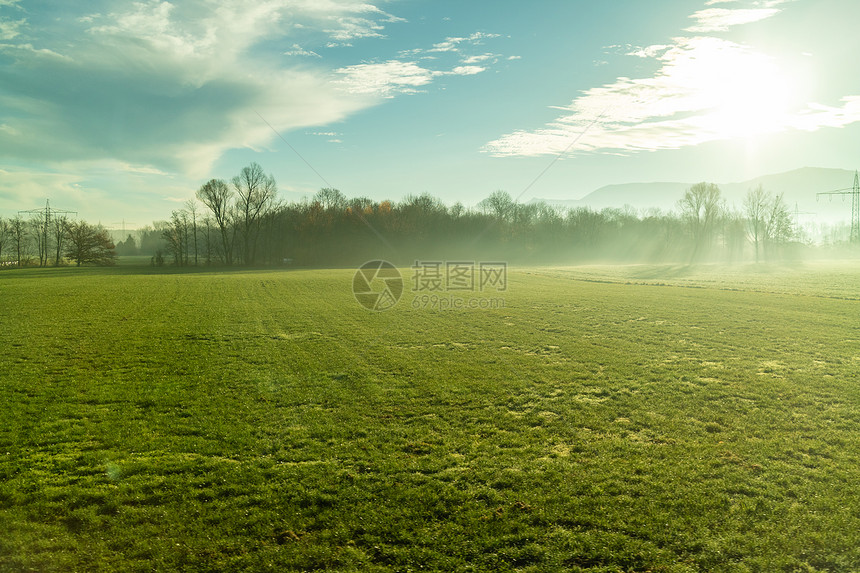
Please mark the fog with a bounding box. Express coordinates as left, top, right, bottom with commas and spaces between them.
2, 178, 858, 270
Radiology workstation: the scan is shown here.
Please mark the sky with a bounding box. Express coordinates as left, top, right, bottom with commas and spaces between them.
2, 0, 860, 226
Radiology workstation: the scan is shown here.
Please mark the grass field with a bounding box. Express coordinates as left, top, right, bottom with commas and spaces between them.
1, 261, 860, 572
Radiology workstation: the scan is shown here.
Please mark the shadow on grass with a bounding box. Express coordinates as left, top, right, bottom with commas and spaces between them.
0, 260, 312, 280
626, 264, 698, 279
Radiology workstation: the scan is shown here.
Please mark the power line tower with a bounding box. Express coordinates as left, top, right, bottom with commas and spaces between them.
816, 170, 860, 244
793, 202, 815, 220
791, 202, 816, 241
18, 200, 78, 266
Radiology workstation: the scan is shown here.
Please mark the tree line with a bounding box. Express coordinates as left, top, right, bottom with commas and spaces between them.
139, 163, 809, 267
0, 213, 116, 268
0, 161, 840, 269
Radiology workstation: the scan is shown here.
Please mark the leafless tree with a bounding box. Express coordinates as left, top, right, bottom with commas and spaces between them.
0, 217, 9, 265
52, 215, 67, 266
10, 216, 28, 267
314, 188, 346, 211
232, 162, 276, 265
196, 178, 235, 265
744, 185, 793, 261
162, 210, 188, 266
744, 185, 768, 262
764, 192, 794, 256
185, 200, 199, 266
678, 182, 723, 261
29, 212, 49, 267
201, 214, 214, 265
64, 221, 116, 266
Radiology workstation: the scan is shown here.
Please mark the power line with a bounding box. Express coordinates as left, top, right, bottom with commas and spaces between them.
816, 170, 860, 244
255, 111, 397, 255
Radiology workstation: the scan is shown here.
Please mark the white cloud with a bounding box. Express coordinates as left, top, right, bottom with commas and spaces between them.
118, 162, 169, 176
0, 168, 89, 212
790, 97, 860, 131
686, 7, 780, 32
461, 53, 497, 64
484, 28, 860, 158
0, 17, 23, 40
0, 42, 71, 60
422, 32, 502, 54
0, 0, 500, 195
0, 0, 405, 177
335, 57, 491, 98
335, 31, 500, 98
627, 44, 671, 59
334, 60, 439, 97
284, 43, 321, 57
450, 65, 485, 76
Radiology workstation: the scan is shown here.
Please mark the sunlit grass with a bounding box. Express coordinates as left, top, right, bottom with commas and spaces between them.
1, 262, 859, 571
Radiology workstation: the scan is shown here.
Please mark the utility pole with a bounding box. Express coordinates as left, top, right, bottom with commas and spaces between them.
816, 171, 860, 245
19, 200, 77, 266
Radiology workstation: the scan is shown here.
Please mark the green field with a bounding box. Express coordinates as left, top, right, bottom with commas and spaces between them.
1, 262, 860, 572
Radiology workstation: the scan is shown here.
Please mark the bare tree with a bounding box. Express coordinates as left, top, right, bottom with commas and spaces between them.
64, 221, 116, 266
162, 210, 190, 266
744, 186, 794, 261
678, 182, 723, 261
744, 185, 768, 262
10, 216, 28, 267
479, 190, 515, 221
314, 188, 346, 211
185, 200, 199, 266
201, 214, 214, 265
764, 192, 793, 256
29, 212, 49, 267
196, 178, 235, 265
52, 215, 67, 266
232, 162, 276, 266
0, 217, 9, 266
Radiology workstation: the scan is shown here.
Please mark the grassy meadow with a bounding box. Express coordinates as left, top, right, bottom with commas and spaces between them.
1, 261, 860, 572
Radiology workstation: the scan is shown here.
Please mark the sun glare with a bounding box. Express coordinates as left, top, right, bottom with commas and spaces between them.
695, 40, 800, 139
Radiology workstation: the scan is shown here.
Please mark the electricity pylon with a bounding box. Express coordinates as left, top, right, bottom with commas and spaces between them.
816, 171, 860, 244
18, 199, 78, 224
19, 200, 78, 266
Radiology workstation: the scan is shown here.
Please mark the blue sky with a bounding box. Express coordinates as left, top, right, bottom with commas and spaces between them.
2, 0, 860, 225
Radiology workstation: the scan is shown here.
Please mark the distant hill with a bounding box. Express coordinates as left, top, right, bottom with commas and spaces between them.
532, 167, 857, 223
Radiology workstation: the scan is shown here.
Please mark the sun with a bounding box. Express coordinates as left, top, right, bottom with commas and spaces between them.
693, 39, 801, 140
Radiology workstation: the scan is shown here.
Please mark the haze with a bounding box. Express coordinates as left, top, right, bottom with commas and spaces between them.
2, 1, 860, 226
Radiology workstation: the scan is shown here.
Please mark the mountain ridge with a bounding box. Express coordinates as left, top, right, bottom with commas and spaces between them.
531, 167, 857, 222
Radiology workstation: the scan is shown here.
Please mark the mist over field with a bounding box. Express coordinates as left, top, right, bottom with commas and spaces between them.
4, 0, 860, 571
5, 162, 859, 271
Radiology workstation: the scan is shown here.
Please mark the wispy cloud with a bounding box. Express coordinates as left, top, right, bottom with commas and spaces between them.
335, 60, 439, 97
335, 32, 503, 98
427, 32, 500, 54
0, 1, 503, 182
334, 59, 490, 98
686, 7, 780, 32
0, 17, 23, 40
689, 0, 791, 31
0, 168, 85, 210
0, 0, 406, 177
461, 52, 499, 64
284, 43, 321, 57
484, 2, 860, 158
